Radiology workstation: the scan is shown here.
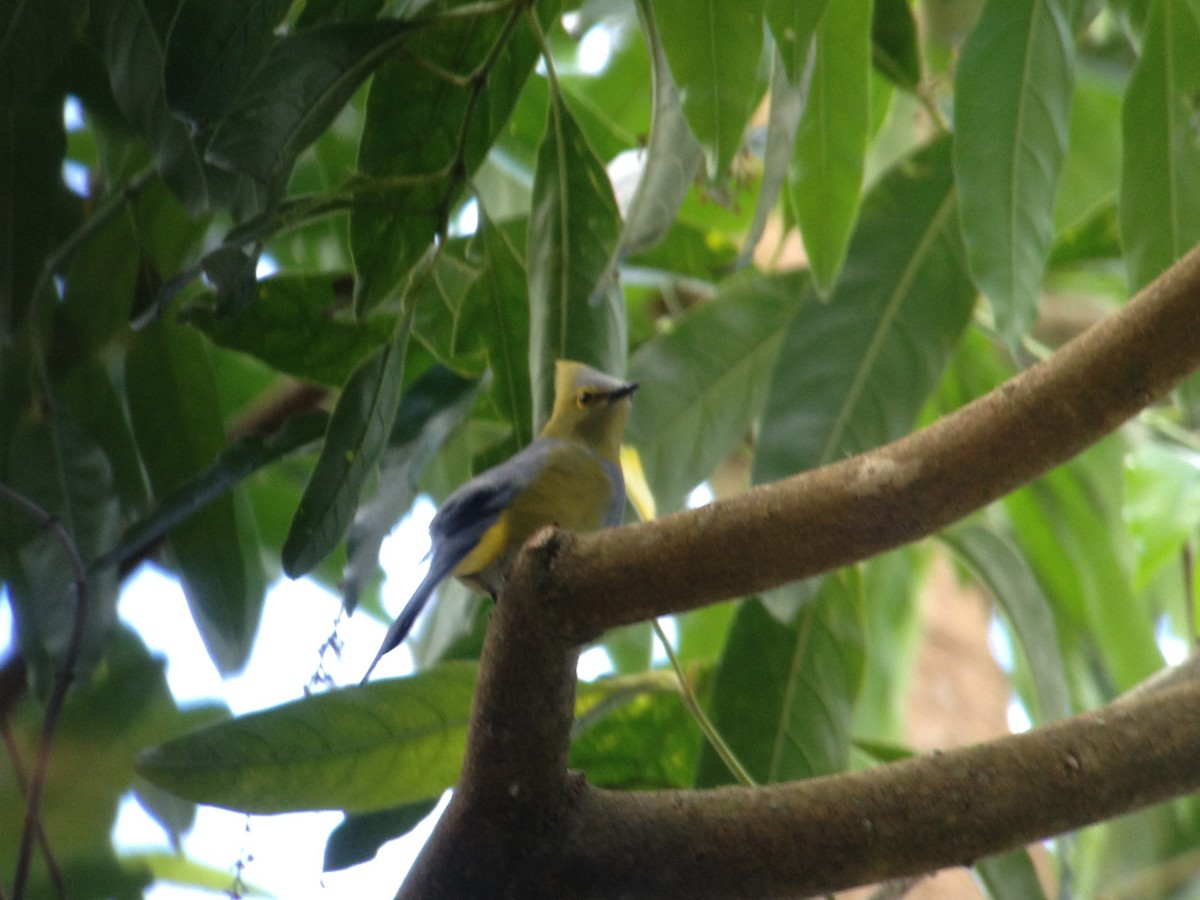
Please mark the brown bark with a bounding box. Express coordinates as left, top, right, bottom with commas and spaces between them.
397, 243, 1200, 898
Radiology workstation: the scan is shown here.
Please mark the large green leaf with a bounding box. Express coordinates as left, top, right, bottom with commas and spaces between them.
626, 269, 806, 513
283, 335, 407, 577
1123, 442, 1200, 594
163, 0, 292, 126
349, 0, 555, 315
138, 662, 479, 813
183, 274, 393, 387
93, 0, 251, 213
1118, 0, 1200, 291
789, 0, 871, 294
756, 135, 975, 483
651, 0, 767, 181
955, 0, 1074, 341
125, 316, 266, 673
526, 92, 626, 429
942, 523, 1071, 723
695, 569, 866, 787
206, 19, 413, 188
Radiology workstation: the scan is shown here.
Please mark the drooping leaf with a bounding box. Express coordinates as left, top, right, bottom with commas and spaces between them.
1118, 0, 1200, 291
651, 0, 767, 181
206, 19, 413, 188
125, 316, 266, 673
942, 523, 1071, 723
617, 0, 705, 257
323, 801, 440, 870
183, 274, 392, 387
627, 269, 806, 513
526, 92, 626, 430
789, 0, 872, 293
695, 568, 866, 787
139, 663, 479, 813
283, 335, 407, 577
756, 135, 975, 483
955, 0, 1074, 341
163, 0, 293, 127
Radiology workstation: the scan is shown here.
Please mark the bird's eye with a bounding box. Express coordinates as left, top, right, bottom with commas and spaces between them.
576, 390, 595, 408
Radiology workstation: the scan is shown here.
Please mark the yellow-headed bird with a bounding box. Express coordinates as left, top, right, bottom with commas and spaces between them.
362, 360, 637, 682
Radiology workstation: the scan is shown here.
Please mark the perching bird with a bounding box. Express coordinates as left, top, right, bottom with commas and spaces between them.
361, 360, 638, 683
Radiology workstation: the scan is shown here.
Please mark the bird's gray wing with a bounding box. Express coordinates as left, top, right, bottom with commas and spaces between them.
361, 441, 556, 683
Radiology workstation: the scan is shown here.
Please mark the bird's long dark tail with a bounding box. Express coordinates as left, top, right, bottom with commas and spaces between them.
360, 562, 446, 684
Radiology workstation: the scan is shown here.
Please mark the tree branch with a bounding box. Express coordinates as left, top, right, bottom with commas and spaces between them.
397, 243, 1200, 897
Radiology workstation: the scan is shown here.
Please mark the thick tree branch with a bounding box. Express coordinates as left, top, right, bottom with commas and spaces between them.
398, 244, 1200, 897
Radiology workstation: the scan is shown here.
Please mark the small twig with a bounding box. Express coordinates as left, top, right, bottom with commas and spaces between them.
0, 483, 89, 900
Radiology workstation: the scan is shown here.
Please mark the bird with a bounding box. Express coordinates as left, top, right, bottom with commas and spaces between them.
361, 360, 638, 683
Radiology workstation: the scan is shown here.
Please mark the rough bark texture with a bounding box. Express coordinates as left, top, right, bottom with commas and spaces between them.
397, 244, 1200, 898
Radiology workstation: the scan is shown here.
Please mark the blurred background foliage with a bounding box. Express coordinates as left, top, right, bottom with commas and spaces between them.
4, 0, 1200, 895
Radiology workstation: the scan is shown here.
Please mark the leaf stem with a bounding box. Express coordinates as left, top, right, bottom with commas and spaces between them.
650, 619, 756, 787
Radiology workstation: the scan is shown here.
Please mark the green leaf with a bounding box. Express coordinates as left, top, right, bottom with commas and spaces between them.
183, 274, 392, 387
954, 0, 1074, 341
765, 0, 829, 87
207, 20, 412, 187
756, 135, 975, 482
0, 103, 68, 340
93, 0, 252, 213
526, 93, 626, 429
942, 523, 1071, 722
1123, 441, 1200, 593
1003, 437, 1162, 696
138, 663, 480, 812
1054, 69, 1122, 232
974, 847, 1048, 900
94, 410, 329, 578
475, 214, 533, 448
125, 316, 266, 673
789, 0, 871, 293
627, 269, 806, 513
872, 0, 921, 90
1118, 0, 1200, 291
652, 0, 767, 181
163, 0, 292, 126
695, 569, 866, 786
323, 801, 440, 870
282, 336, 407, 577
349, 0, 554, 315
